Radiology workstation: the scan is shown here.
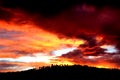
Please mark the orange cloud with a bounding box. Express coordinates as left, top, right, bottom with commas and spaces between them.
0, 5, 120, 72
0, 19, 85, 72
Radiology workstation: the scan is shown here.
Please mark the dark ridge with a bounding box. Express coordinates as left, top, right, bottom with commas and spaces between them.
0, 65, 120, 80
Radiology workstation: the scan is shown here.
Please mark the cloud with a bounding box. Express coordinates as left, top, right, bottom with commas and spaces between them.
51, 47, 76, 56
59, 32, 120, 68
0, 19, 85, 72
0, 45, 6, 49
0, 1, 120, 72
0, 29, 23, 40
0, 63, 16, 69
61, 46, 120, 69
0, 62, 34, 72
0, 7, 13, 21
0, 61, 51, 72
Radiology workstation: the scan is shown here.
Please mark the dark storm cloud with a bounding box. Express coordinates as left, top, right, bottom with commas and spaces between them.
0, 7, 13, 21
1, 0, 120, 17
107, 54, 120, 65
76, 34, 99, 47
1, 0, 78, 17
62, 50, 82, 58
0, 0, 120, 37
27, 4, 120, 43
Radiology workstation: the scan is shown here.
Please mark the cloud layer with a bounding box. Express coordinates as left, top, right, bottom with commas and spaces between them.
0, 1, 120, 72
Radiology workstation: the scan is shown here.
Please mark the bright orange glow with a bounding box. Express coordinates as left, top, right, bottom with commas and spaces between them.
50, 58, 74, 65
0, 20, 85, 72
96, 35, 104, 43
0, 19, 119, 72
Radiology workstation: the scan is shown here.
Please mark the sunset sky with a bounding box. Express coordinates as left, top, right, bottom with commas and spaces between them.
0, 0, 120, 72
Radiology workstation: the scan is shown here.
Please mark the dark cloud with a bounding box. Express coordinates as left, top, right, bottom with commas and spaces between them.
28, 5, 120, 42
0, 0, 120, 17
62, 50, 82, 58
0, 0, 120, 38
0, 7, 13, 21
60, 30, 120, 67
107, 54, 120, 65
61, 48, 120, 68
0, 63, 17, 70
1, 0, 77, 17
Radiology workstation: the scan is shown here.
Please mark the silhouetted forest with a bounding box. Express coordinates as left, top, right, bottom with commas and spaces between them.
0, 65, 120, 80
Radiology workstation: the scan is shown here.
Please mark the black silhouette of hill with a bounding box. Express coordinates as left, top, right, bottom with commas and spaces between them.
0, 65, 120, 80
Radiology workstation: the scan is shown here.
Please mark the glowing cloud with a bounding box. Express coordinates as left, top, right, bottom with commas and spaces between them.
0, 54, 55, 63
51, 47, 77, 56
101, 45, 119, 53
0, 20, 85, 72
0, 4, 120, 72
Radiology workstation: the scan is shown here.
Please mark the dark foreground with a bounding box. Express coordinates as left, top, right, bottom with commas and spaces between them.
0, 65, 120, 80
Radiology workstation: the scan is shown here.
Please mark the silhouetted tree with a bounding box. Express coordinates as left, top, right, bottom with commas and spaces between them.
0, 65, 120, 80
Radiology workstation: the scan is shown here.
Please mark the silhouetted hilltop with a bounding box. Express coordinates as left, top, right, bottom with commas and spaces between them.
0, 65, 120, 80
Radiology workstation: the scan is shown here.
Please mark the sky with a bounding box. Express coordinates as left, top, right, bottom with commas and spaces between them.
0, 0, 120, 72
